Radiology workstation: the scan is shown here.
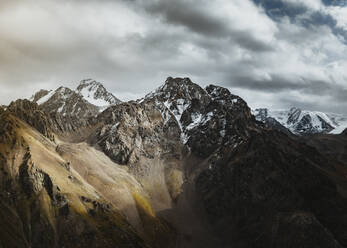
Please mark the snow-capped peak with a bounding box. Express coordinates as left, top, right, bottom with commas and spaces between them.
253, 107, 347, 135
141, 77, 252, 146
141, 77, 210, 130
31, 79, 121, 113
76, 79, 121, 109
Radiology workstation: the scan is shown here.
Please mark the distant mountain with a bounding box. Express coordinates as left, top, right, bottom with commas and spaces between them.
32, 79, 121, 111
76, 79, 121, 108
253, 107, 347, 135
30, 79, 121, 134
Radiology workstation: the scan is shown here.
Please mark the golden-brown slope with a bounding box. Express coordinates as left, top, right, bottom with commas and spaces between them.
0, 111, 149, 248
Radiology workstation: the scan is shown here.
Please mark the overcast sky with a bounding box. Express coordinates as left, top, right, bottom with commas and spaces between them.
1, 0, 347, 113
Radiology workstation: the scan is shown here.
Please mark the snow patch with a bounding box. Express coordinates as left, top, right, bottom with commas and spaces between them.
57, 103, 65, 113
79, 87, 110, 108
36, 90, 54, 104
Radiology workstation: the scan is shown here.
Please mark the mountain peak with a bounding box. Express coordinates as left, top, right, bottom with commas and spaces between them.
144, 77, 207, 103
164, 76, 193, 85
32, 79, 121, 110
76, 79, 121, 107
76, 79, 102, 91
56, 86, 74, 96
29, 79, 122, 133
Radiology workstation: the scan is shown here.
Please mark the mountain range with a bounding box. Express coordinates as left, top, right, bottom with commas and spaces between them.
1, 77, 347, 248
253, 107, 347, 135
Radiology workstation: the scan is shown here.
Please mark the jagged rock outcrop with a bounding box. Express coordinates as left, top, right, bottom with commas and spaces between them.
95, 101, 176, 165
30, 89, 50, 103
182, 84, 254, 158
7, 99, 55, 141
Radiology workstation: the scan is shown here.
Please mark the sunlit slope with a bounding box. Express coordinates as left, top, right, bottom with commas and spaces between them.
0, 111, 150, 248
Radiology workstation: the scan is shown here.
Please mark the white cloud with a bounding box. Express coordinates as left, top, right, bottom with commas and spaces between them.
325, 6, 347, 29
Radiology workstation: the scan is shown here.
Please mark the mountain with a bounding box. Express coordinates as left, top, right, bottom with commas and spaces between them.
1, 77, 347, 248
32, 79, 121, 110
30, 79, 121, 136
253, 107, 347, 135
91, 77, 347, 247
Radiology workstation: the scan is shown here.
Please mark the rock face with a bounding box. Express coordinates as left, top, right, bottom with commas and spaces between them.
183, 84, 254, 158
7, 99, 55, 141
94, 101, 176, 165
253, 107, 347, 135
30, 89, 51, 103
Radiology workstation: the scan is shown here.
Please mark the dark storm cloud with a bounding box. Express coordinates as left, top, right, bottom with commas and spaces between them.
133, 0, 274, 52
143, 1, 230, 37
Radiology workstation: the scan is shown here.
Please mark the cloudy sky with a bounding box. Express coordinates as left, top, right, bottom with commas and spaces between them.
1, 0, 347, 113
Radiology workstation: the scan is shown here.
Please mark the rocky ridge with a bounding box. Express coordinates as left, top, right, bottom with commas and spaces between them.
7, 99, 55, 141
